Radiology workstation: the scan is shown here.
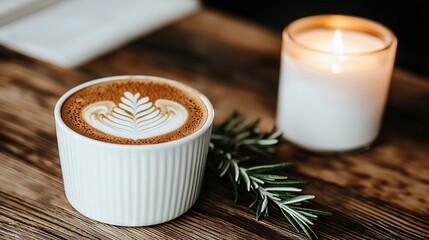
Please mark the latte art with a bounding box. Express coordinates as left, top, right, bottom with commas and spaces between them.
83, 92, 188, 140
61, 77, 208, 144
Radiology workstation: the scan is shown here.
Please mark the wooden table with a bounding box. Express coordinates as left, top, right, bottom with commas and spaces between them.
1, 10, 428, 239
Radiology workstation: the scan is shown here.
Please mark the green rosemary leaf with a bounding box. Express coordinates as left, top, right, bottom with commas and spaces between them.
224, 114, 242, 132
239, 167, 251, 191
277, 192, 299, 199
249, 176, 264, 185
265, 180, 308, 186
256, 139, 279, 145
256, 200, 263, 220
234, 155, 254, 163
296, 219, 317, 240
243, 144, 272, 156
249, 190, 260, 208
265, 187, 302, 193
282, 195, 315, 205
287, 207, 314, 225
290, 206, 333, 216
246, 118, 261, 133
211, 134, 228, 140
216, 158, 225, 170
232, 161, 240, 182
232, 131, 252, 143
269, 129, 283, 139
249, 173, 289, 181
280, 208, 300, 232
297, 211, 318, 220
219, 160, 231, 177
214, 111, 240, 131
246, 162, 294, 173
256, 195, 268, 221
228, 171, 239, 203
232, 119, 253, 133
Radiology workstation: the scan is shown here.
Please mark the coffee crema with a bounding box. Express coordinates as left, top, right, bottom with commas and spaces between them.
61, 77, 208, 144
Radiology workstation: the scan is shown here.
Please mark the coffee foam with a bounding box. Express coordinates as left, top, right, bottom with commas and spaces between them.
61, 78, 208, 144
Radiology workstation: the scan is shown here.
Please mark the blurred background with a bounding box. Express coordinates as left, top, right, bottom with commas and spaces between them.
0, 0, 426, 77
204, 0, 428, 78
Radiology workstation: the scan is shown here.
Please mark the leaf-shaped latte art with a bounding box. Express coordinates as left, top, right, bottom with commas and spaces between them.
83, 91, 188, 140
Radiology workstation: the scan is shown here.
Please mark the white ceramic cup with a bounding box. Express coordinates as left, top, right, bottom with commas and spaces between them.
54, 75, 214, 226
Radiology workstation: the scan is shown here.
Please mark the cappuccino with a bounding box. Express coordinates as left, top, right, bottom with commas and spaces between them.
61, 76, 208, 144
55, 75, 214, 225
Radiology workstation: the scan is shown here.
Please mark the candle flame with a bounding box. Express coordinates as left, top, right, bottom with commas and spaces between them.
333, 30, 343, 53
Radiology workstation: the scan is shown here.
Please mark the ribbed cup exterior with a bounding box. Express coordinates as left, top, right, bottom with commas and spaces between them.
56, 124, 211, 226
54, 75, 214, 226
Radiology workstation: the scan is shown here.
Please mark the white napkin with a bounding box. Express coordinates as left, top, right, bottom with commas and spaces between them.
0, 0, 200, 68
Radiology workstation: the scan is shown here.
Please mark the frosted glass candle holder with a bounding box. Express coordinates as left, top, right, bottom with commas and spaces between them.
277, 15, 397, 154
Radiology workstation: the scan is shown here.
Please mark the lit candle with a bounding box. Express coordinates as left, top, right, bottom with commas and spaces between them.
277, 15, 397, 154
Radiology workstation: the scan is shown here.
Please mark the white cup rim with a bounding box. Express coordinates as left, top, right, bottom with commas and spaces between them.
54, 75, 215, 149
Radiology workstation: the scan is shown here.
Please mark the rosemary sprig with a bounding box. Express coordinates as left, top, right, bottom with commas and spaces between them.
208, 111, 331, 239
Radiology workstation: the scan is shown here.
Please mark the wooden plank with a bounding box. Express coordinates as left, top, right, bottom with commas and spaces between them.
1, 9, 428, 239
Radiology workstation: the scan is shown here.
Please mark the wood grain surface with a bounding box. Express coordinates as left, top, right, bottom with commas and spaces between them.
1, 9, 428, 240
